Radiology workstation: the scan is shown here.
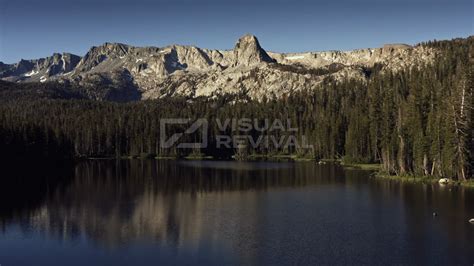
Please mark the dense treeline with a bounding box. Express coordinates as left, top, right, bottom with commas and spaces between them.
0, 38, 472, 180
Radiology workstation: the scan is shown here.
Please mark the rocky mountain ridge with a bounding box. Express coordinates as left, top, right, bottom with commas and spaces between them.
0, 34, 438, 101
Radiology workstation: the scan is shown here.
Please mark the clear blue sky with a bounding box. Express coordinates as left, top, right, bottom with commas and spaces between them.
0, 0, 472, 63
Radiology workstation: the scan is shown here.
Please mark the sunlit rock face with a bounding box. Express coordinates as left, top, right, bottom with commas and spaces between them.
0, 34, 437, 101
232, 34, 276, 67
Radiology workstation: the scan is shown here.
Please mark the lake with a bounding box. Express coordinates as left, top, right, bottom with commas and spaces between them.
0, 160, 473, 265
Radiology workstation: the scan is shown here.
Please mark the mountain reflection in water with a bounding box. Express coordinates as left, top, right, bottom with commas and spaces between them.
0, 160, 473, 265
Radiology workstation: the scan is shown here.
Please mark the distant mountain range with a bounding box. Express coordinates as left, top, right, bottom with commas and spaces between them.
0, 34, 452, 101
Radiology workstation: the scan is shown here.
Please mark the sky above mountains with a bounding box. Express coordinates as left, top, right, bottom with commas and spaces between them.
0, 0, 472, 63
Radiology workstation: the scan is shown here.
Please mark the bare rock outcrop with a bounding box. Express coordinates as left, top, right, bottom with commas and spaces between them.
232, 34, 275, 67
0, 34, 441, 101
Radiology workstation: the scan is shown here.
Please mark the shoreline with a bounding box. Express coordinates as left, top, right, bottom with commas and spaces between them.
83, 156, 474, 188
340, 163, 474, 188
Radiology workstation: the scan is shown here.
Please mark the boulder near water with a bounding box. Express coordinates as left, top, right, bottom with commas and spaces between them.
438, 178, 449, 185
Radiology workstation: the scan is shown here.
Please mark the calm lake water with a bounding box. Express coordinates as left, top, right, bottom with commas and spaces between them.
0, 160, 473, 265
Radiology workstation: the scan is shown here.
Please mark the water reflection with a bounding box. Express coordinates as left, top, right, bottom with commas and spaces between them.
0, 160, 473, 265
2, 161, 344, 246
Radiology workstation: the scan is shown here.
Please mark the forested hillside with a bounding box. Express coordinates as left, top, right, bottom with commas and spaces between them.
0, 38, 472, 180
